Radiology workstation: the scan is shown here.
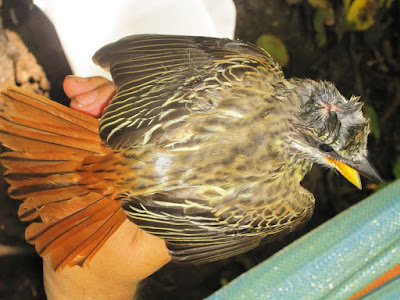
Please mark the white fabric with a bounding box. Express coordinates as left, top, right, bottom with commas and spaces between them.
34, 0, 236, 77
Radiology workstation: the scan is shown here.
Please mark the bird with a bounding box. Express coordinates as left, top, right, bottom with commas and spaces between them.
0, 34, 381, 270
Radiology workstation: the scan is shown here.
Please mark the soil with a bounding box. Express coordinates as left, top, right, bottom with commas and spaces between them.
0, 0, 399, 299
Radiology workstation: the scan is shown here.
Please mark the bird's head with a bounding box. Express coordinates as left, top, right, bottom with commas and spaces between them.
286, 79, 381, 189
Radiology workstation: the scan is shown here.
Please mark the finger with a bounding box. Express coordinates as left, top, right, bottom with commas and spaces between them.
63, 76, 111, 99
70, 83, 115, 118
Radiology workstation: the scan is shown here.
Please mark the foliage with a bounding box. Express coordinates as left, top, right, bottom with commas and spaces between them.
364, 104, 380, 140
393, 156, 400, 180
255, 34, 289, 67
344, 0, 393, 31
306, 0, 395, 46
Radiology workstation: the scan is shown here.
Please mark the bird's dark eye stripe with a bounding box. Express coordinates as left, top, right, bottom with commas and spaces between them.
319, 144, 334, 152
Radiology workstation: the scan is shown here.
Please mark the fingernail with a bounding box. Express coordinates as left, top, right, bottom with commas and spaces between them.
66, 75, 89, 82
70, 98, 83, 108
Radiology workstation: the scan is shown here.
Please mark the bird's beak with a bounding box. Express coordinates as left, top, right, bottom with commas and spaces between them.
325, 157, 382, 189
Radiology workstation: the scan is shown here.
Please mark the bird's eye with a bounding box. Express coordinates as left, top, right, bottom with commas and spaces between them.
319, 144, 334, 152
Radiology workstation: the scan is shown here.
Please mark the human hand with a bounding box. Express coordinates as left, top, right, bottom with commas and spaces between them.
42, 76, 171, 300
64, 75, 116, 118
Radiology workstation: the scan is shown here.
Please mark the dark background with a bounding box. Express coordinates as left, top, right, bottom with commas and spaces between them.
0, 0, 399, 299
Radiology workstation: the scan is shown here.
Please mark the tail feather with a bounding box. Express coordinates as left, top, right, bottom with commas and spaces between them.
0, 87, 128, 270
0, 119, 103, 155
0, 88, 99, 135
26, 193, 126, 269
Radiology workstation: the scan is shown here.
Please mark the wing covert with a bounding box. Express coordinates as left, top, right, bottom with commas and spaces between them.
121, 184, 314, 264
94, 34, 283, 149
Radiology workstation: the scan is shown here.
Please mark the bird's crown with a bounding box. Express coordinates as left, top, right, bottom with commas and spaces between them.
290, 79, 369, 157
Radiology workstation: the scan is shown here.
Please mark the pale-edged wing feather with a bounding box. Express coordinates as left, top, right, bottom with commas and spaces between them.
121, 189, 313, 263
94, 34, 282, 149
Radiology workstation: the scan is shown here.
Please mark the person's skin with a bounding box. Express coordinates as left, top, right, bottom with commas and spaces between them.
64, 75, 116, 117
42, 75, 171, 300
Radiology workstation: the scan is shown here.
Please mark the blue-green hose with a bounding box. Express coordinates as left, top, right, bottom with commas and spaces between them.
207, 180, 400, 300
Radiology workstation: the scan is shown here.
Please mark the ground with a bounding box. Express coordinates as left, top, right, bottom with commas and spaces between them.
0, 0, 399, 299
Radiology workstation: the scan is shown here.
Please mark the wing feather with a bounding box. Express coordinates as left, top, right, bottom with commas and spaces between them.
121, 188, 313, 264
94, 34, 283, 149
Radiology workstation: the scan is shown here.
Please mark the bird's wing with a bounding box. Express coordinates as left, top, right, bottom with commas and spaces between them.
122, 193, 265, 263
122, 186, 314, 264
94, 34, 283, 149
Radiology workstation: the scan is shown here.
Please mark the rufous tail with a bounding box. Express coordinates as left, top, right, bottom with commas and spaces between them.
0, 87, 128, 270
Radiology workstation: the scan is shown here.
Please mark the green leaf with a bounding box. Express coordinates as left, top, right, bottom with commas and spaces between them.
255, 34, 289, 67
393, 156, 400, 179
364, 105, 380, 140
